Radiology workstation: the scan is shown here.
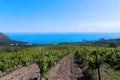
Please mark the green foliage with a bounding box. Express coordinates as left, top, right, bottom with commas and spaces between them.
0, 45, 70, 75
75, 46, 120, 70
0, 44, 120, 75
109, 42, 118, 47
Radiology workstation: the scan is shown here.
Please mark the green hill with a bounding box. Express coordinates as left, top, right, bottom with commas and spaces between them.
79, 38, 120, 47
0, 32, 30, 46
0, 32, 12, 45
60, 38, 120, 47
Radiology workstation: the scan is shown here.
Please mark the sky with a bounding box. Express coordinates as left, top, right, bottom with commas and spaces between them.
0, 0, 120, 33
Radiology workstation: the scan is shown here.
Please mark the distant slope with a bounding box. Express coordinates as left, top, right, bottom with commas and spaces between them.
79, 38, 120, 47
60, 38, 120, 47
0, 32, 31, 46
0, 32, 12, 45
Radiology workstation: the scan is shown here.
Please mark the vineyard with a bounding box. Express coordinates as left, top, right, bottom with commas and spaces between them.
75, 46, 120, 80
75, 46, 120, 69
0, 45, 70, 75
0, 44, 120, 80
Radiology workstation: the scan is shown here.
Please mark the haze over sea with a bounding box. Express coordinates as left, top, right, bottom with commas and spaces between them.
4, 33, 120, 45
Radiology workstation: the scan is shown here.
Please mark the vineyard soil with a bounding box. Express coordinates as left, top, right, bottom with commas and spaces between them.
46, 54, 86, 80
0, 63, 40, 80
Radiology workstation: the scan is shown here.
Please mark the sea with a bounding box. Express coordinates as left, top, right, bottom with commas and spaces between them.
5, 33, 120, 45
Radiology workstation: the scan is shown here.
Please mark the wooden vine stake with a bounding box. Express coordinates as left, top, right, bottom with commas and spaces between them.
94, 51, 101, 80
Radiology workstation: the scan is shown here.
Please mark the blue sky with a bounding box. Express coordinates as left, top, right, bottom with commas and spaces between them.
0, 0, 120, 33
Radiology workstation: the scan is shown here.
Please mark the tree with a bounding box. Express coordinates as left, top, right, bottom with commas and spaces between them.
109, 42, 118, 48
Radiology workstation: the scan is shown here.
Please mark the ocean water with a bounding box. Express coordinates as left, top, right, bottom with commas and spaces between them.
5, 33, 120, 44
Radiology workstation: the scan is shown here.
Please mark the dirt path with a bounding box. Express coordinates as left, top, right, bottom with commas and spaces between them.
46, 54, 86, 80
